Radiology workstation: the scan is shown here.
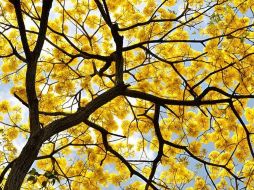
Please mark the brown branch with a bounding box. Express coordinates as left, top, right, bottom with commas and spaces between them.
94, 0, 112, 26
94, 0, 124, 84
0, 161, 15, 184
32, 0, 53, 61
123, 89, 231, 106
230, 102, 254, 158
10, 0, 31, 58
122, 23, 254, 52
205, 164, 218, 190
191, 52, 254, 90
43, 84, 129, 141
84, 119, 159, 190
145, 104, 163, 190
25, 0, 53, 135
47, 26, 110, 61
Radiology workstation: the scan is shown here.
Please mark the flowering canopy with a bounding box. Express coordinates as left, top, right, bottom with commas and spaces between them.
0, 0, 254, 189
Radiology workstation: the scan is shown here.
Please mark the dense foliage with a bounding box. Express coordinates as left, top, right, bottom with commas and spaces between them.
0, 0, 254, 189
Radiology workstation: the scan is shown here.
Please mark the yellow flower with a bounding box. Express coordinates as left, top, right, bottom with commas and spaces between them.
189, 141, 202, 155
36, 159, 53, 171
0, 100, 10, 113
37, 175, 47, 185
194, 176, 207, 189
165, 0, 176, 6
6, 128, 19, 140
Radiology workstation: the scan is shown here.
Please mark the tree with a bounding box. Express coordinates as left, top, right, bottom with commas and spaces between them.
0, 0, 254, 189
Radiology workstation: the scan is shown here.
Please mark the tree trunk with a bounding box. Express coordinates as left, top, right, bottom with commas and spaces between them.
4, 132, 44, 190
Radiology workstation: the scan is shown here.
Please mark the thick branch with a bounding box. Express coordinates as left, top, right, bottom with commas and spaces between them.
94, 0, 124, 84
10, 0, 31, 58
43, 84, 129, 140
123, 89, 231, 106
25, 0, 53, 134
32, 0, 53, 61
4, 132, 44, 190
0, 161, 14, 184
94, 0, 112, 26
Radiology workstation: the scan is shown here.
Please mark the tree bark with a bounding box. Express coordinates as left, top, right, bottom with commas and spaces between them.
3, 85, 127, 189
4, 132, 44, 190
